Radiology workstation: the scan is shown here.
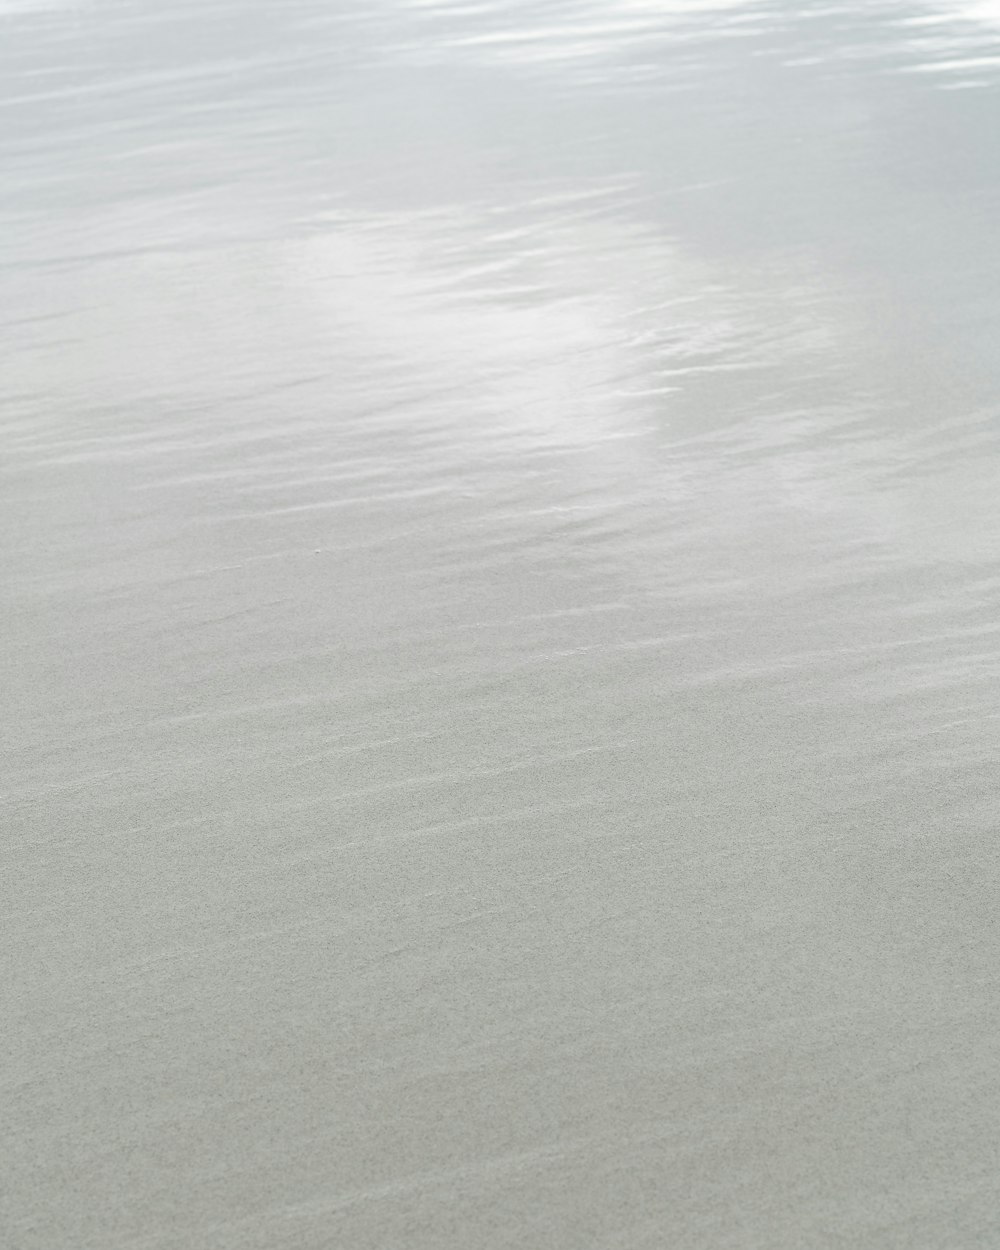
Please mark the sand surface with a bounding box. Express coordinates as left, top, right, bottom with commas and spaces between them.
3, 1, 1000, 1246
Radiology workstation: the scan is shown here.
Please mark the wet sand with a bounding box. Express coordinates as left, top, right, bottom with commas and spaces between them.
3, 1, 1000, 1246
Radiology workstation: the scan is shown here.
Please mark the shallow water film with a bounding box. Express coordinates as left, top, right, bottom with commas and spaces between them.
4, 1, 1000, 1247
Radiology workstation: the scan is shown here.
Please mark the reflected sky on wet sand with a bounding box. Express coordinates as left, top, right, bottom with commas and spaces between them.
3, 2, 1000, 1248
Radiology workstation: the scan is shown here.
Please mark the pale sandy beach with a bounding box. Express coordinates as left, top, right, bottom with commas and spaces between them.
3, 1, 1000, 1246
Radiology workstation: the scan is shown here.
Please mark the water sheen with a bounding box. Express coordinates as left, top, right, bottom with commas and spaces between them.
3, 1, 1000, 1247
